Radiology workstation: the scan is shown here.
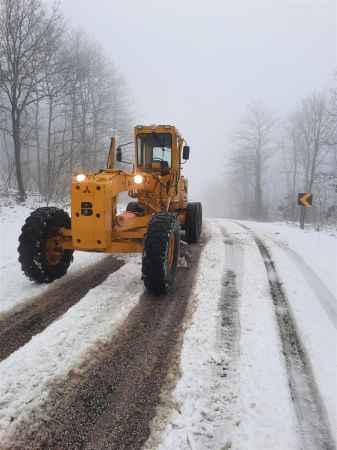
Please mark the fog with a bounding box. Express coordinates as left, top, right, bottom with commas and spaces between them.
56, 0, 335, 203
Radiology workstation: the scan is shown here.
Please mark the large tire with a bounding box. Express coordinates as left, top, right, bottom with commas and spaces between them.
142, 212, 180, 295
185, 202, 202, 244
18, 207, 74, 283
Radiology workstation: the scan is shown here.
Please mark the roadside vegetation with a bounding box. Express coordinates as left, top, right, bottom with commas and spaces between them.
0, 0, 132, 203
224, 85, 337, 227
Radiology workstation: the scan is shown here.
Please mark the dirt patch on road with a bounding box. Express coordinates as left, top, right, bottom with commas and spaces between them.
219, 270, 240, 357
0, 256, 124, 363
5, 241, 205, 450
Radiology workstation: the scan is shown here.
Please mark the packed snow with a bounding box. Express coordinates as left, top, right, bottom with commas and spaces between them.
247, 221, 337, 297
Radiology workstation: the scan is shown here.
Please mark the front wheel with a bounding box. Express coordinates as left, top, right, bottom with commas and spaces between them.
18, 207, 74, 283
142, 213, 180, 295
185, 202, 202, 244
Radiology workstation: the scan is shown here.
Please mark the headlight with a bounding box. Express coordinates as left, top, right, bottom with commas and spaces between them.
76, 173, 86, 182
134, 174, 143, 184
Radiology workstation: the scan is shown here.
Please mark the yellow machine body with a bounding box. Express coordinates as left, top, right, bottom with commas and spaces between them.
64, 125, 189, 253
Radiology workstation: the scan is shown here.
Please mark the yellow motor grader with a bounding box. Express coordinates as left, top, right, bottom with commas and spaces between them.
18, 124, 202, 294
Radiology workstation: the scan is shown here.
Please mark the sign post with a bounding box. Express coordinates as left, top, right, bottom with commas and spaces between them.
297, 193, 313, 229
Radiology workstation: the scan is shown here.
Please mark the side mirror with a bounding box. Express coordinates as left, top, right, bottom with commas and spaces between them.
116, 146, 122, 162
182, 145, 190, 160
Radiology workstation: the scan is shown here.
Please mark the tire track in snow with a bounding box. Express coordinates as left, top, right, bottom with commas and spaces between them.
236, 222, 336, 450
219, 270, 240, 361
204, 226, 242, 448
220, 227, 242, 365
271, 240, 337, 328
0, 256, 124, 363
4, 241, 205, 450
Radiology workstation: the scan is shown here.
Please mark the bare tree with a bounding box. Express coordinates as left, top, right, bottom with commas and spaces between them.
0, 0, 63, 200
0, 126, 14, 191
327, 78, 337, 226
231, 101, 275, 220
294, 94, 332, 192
279, 118, 303, 220
0, 2, 132, 202
281, 91, 336, 226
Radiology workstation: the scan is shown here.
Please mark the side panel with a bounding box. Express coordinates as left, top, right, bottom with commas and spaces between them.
71, 180, 112, 250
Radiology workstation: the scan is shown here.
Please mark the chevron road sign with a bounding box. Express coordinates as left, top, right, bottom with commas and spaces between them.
298, 192, 313, 229
298, 192, 313, 208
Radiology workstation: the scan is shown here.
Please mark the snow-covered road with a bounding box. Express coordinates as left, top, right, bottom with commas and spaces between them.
148, 220, 336, 450
0, 202, 336, 450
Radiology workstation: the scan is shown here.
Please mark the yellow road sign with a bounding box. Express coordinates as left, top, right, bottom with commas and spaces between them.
298, 192, 313, 207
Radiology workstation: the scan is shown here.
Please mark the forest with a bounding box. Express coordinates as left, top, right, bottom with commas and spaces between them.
0, 0, 132, 203
221, 88, 337, 226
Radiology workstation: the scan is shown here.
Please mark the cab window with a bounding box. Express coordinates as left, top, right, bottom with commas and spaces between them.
137, 133, 172, 171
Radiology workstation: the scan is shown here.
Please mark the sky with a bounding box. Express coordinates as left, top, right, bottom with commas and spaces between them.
56, 0, 336, 200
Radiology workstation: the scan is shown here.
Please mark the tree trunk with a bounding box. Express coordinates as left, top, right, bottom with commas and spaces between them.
80, 110, 87, 169
70, 92, 76, 173
255, 148, 263, 220
34, 100, 42, 193
308, 141, 320, 192
12, 111, 26, 201
46, 96, 53, 203
291, 144, 298, 220
93, 113, 98, 168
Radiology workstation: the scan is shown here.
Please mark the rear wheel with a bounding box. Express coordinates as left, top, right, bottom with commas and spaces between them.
185, 202, 202, 244
18, 207, 74, 283
142, 213, 180, 295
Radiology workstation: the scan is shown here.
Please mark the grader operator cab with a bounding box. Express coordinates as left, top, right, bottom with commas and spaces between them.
18, 125, 202, 294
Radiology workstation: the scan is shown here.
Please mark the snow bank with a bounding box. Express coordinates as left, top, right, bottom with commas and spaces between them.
246, 221, 337, 297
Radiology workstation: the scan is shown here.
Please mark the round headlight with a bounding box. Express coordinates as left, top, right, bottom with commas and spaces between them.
76, 174, 86, 182
134, 174, 143, 184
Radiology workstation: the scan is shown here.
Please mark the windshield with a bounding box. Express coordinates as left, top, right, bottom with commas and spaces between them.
137, 133, 172, 171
